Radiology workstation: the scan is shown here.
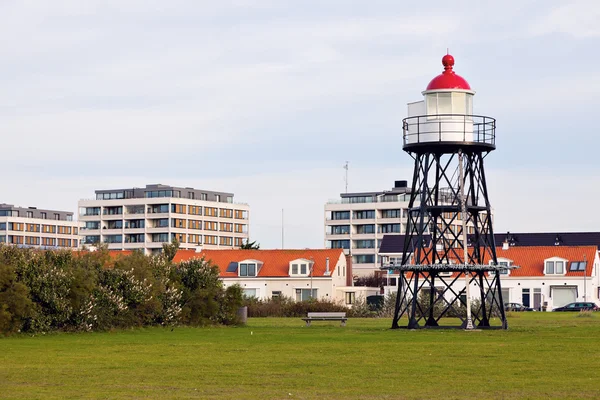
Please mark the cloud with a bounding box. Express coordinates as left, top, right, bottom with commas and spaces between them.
528, 0, 600, 38
1, 1, 599, 248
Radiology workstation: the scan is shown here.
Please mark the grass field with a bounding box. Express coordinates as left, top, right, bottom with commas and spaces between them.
1, 313, 600, 400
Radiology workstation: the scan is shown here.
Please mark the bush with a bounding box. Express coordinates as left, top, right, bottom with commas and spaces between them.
0, 263, 36, 334
245, 296, 346, 318
0, 245, 244, 334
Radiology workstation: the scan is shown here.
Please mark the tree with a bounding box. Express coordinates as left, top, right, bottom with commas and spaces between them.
240, 239, 260, 250
162, 238, 180, 262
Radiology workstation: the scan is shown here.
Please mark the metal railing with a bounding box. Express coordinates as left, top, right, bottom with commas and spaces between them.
402, 114, 496, 146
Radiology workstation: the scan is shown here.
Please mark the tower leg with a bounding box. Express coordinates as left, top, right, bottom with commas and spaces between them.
391, 272, 404, 329
425, 273, 438, 327
478, 271, 490, 327
407, 272, 420, 329
496, 275, 508, 330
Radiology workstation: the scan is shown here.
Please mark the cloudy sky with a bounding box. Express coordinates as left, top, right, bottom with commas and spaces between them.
1, 0, 599, 248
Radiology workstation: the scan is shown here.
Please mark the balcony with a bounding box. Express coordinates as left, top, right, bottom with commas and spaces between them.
402, 114, 496, 151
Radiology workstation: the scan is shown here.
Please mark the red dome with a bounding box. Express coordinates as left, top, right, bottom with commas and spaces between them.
425, 54, 471, 91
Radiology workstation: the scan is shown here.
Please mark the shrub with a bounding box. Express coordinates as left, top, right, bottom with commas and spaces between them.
0, 263, 36, 334
244, 296, 346, 318
0, 245, 244, 334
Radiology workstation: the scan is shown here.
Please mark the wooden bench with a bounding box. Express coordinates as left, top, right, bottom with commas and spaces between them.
302, 312, 347, 327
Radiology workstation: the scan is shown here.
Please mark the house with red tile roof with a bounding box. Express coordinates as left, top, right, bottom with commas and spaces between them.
378, 245, 600, 310
174, 248, 379, 305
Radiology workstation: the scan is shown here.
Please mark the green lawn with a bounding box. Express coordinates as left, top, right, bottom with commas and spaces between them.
1, 313, 599, 399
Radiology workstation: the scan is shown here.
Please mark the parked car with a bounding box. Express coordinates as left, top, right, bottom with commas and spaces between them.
504, 303, 535, 312
552, 302, 600, 312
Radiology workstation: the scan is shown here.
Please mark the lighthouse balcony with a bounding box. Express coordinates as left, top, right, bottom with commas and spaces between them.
402, 114, 495, 151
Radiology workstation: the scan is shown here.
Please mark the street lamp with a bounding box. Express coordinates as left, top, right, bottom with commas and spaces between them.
310, 258, 314, 299
583, 254, 587, 302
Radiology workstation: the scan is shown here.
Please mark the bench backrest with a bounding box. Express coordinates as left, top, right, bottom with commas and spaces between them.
307, 312, 346, 318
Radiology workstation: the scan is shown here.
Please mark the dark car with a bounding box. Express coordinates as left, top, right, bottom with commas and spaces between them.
504, 303, 535, 312
552, 302, 600, 312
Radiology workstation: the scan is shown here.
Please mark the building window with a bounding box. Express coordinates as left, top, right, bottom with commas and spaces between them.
379, 224, 401, 233
26, 211, 33, 218
148, 204, 169, 214
345, 292, 356, 305
215, 195, 221, 202
354, 210, 375, 219
84, 236, 100, 244
329, 240, 350, 249
381, 209, 401, 218
355, 224, 375, 234
300, 264, 307, 274
330, 225, 350, 235
239, 263, 257, 277
243, 288, 257, 298
291, 264, 298, 274
353, 254, 375, 264
354, 239, 375, 249
295, 288, 317, 301
272, 291, 282, 299
331, 211, 350, 220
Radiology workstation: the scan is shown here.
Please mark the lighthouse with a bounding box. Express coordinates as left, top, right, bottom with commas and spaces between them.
391, 54, 507, 330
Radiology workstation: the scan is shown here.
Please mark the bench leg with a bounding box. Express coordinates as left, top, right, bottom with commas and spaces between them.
341, 320, 346, 327
306, 320, 311, 327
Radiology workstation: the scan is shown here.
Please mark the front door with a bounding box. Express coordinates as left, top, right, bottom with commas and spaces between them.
533, 289, 542, 310
522, 288, 530, 307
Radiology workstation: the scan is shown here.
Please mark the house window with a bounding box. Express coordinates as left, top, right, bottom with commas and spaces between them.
300, 264, 307, 274
295, 288, 317, 301
545, 260, 565, 275
272, 291, 282, 299
240, 263, 256, 277
243, 288, 257, 298
345, 292, 356, 305
41, 212, 47, 219
26, 211, 33, 218
570, 261, 587, 271
292, 264, 298, 274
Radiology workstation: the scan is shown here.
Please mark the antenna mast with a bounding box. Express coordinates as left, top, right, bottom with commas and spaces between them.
343, 161, 349, 193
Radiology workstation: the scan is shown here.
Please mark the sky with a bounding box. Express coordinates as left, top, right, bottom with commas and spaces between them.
1, 0, 599, 248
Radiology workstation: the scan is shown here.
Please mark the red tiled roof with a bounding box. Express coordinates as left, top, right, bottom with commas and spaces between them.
173, 249, 345, 278
406, 246, 597, 278
493, 246, 597, 277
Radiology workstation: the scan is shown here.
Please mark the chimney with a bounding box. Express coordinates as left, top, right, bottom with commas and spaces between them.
502, 241, 509, 250
325, 257, 331, 275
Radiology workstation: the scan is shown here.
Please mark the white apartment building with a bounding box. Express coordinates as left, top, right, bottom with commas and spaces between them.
79, 184, 250, 254
0, 203, 80, 249
324, 181, 413, 277
324, 180, 470, 278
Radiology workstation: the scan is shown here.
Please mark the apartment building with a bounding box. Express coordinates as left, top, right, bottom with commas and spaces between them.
78, 184, 249, 254
324, 180, 472, 277
0, 203, 79, 249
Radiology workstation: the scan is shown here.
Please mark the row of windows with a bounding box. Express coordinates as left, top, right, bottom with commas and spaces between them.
0, 223, 77, 235
0, 235, 78, 247
83, 234, 244, 247
82, 219, 247, 232
82, 205, 248, 219
330, 209, 405, 220
0, 210, 72, 221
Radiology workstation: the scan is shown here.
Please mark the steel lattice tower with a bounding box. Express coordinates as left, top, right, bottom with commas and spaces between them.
390, 54, 508, 330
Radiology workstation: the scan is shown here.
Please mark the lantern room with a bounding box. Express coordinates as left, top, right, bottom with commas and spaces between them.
403, 54, 495, 150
